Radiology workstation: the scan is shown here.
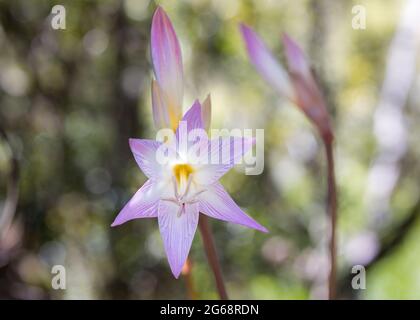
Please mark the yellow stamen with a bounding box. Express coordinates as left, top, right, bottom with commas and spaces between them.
173, 164, 194, 185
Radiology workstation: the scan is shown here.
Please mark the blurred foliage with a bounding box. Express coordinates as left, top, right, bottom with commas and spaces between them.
0, 0, 419, 299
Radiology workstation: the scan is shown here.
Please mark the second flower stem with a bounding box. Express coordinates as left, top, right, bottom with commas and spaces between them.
182, 257, 197, 299
199, 215, 228, 300
324, 137, 337, 300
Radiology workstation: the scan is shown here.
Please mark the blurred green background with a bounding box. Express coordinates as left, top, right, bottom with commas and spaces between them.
1, 0, 420, 299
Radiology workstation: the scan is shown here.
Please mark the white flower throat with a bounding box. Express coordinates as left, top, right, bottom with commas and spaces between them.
162, 163, 206, 217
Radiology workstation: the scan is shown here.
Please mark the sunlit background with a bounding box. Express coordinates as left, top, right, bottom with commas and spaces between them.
1, 0, 420, 299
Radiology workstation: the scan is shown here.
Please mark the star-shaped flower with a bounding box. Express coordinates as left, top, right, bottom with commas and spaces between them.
112, 7, 267, 278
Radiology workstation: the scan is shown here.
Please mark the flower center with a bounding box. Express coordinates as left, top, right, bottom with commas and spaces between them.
161, 163, 206, 217
173, 163, 194, 186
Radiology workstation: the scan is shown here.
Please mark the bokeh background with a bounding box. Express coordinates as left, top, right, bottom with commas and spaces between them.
1, 0, 420, 299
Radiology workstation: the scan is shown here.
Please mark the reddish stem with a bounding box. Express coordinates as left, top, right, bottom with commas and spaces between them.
199, 215, 228, 300
324, 136, 337, 300
182, 257, 197, 300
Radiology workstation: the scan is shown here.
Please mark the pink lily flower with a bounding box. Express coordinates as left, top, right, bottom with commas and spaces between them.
112, 7, 267, 279
240, 24, 338, 299
240, 24, 333, 142
150, 6, 211, 131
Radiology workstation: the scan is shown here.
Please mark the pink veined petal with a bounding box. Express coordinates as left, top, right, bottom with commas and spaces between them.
240, 24, 294, 101
177, 100, 204, 134
282, 33, 320, 104
282, 33, 312, 84
111, 179, 160, 226
129, 138, 164, 180
198, 182, 268, 233
282, 34, 332, 139
151, 79, 170, 129
151, 7, 183, 130
158, 201, 199, 278
174, 100, 207, 159
194, 136, 255, 185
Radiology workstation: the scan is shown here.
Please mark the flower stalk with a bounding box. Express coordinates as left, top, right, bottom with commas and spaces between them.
182, 257, 197, 299
199, 215, 228, 300
323, 134, 337, 299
